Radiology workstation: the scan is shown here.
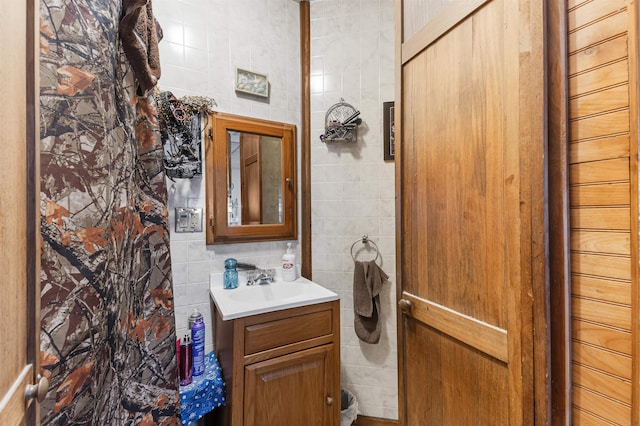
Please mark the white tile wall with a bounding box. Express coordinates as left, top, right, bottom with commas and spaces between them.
154, 0, 397, 419
310, 0, 398, 420
153, 0, 302, 354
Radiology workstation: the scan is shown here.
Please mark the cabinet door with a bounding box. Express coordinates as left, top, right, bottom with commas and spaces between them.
243, 344, 337, 426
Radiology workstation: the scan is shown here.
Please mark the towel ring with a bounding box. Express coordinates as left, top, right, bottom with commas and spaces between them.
350, 234, 380, 262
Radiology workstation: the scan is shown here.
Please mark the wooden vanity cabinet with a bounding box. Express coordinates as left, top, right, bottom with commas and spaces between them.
213, 300, 340, 426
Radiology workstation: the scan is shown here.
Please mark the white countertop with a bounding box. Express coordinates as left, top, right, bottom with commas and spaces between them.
209, 269, 339, 320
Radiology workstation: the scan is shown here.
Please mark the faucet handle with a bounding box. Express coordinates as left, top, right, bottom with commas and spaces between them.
264, 268, 275, 281
246, 269, 259, 285
246, 268, 276, 285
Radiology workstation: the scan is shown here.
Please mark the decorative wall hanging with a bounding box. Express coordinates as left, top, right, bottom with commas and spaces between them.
235, 67, 269, 98
320, 98, 362, 143
383, 101, 395, 161
155, 90, 217, 179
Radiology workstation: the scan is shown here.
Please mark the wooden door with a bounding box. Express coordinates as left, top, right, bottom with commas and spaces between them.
240, 133, 262, 224
243, 344, 336, 426
395, 1, 547, 425
0, 0, 43, 424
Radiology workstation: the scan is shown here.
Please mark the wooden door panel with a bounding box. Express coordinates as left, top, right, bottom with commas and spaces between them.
404, 319, 509, 425
438, 336, 509, 426
0, 369, 33, 425
403, 320, 442, 424
0, 0, 30, 405
397, 0, 546, 424
0, 0, 39, 424
404, 1, 507, 328
404, 1, 507, 327
243, 344, 334, 426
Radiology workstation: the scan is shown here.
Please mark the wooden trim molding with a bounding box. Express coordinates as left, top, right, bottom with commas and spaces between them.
547, 0, 571, 424
299, 0, 312, 280
394, 0, 406, 425
355, 415, 399, 426
528, 0, 550, 423
26, 0, 40, 422
402, 292, 508, 363
629, 1, 640, 424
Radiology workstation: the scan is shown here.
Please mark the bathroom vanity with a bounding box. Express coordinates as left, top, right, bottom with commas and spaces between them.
209, 274, 340, 426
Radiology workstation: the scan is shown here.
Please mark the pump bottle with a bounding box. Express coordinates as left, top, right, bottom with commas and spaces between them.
281, 242, 297, 281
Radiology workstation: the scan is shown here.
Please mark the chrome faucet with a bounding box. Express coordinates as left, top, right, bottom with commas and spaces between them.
246, 268, 275, 285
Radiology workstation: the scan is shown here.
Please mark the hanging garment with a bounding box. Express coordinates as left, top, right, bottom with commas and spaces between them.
120, 0, 163, 94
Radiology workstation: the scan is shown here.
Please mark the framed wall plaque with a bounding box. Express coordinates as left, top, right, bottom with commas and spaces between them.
235, 68, 269, 98
383, 101, 395, 161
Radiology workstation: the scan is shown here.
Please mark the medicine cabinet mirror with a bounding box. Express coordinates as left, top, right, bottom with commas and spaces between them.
205, 112, 297, 244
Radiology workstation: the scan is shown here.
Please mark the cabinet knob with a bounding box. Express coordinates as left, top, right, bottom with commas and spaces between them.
326, 396, 334, 406
25, 374, 49, 403
398, 298, 412, 313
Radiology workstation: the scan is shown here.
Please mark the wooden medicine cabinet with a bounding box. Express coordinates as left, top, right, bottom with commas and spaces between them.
205, 113, 297, 244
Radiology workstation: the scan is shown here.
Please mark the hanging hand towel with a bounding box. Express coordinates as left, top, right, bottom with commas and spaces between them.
353, 260, 389, 344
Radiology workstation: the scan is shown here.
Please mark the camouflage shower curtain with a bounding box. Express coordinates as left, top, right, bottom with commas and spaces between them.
38, 0, 179, 424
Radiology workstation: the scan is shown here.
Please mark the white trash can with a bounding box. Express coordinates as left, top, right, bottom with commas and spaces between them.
340, 389, 358, 426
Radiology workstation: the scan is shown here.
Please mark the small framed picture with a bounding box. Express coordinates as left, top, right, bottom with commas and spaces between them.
383, 101, 395, 161
235, 67, 269, 98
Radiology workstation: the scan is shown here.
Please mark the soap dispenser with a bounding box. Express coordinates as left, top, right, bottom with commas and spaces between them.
281, 243, 297, 281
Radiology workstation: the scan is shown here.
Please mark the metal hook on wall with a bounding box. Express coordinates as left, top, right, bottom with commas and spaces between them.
350, 234, 380, 263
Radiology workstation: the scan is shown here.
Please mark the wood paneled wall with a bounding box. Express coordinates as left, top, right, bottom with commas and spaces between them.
567, 0, 638, 423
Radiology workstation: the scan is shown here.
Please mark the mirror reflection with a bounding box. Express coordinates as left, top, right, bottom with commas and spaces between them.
227, 131, 283, 226
205, 112, 296, 245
